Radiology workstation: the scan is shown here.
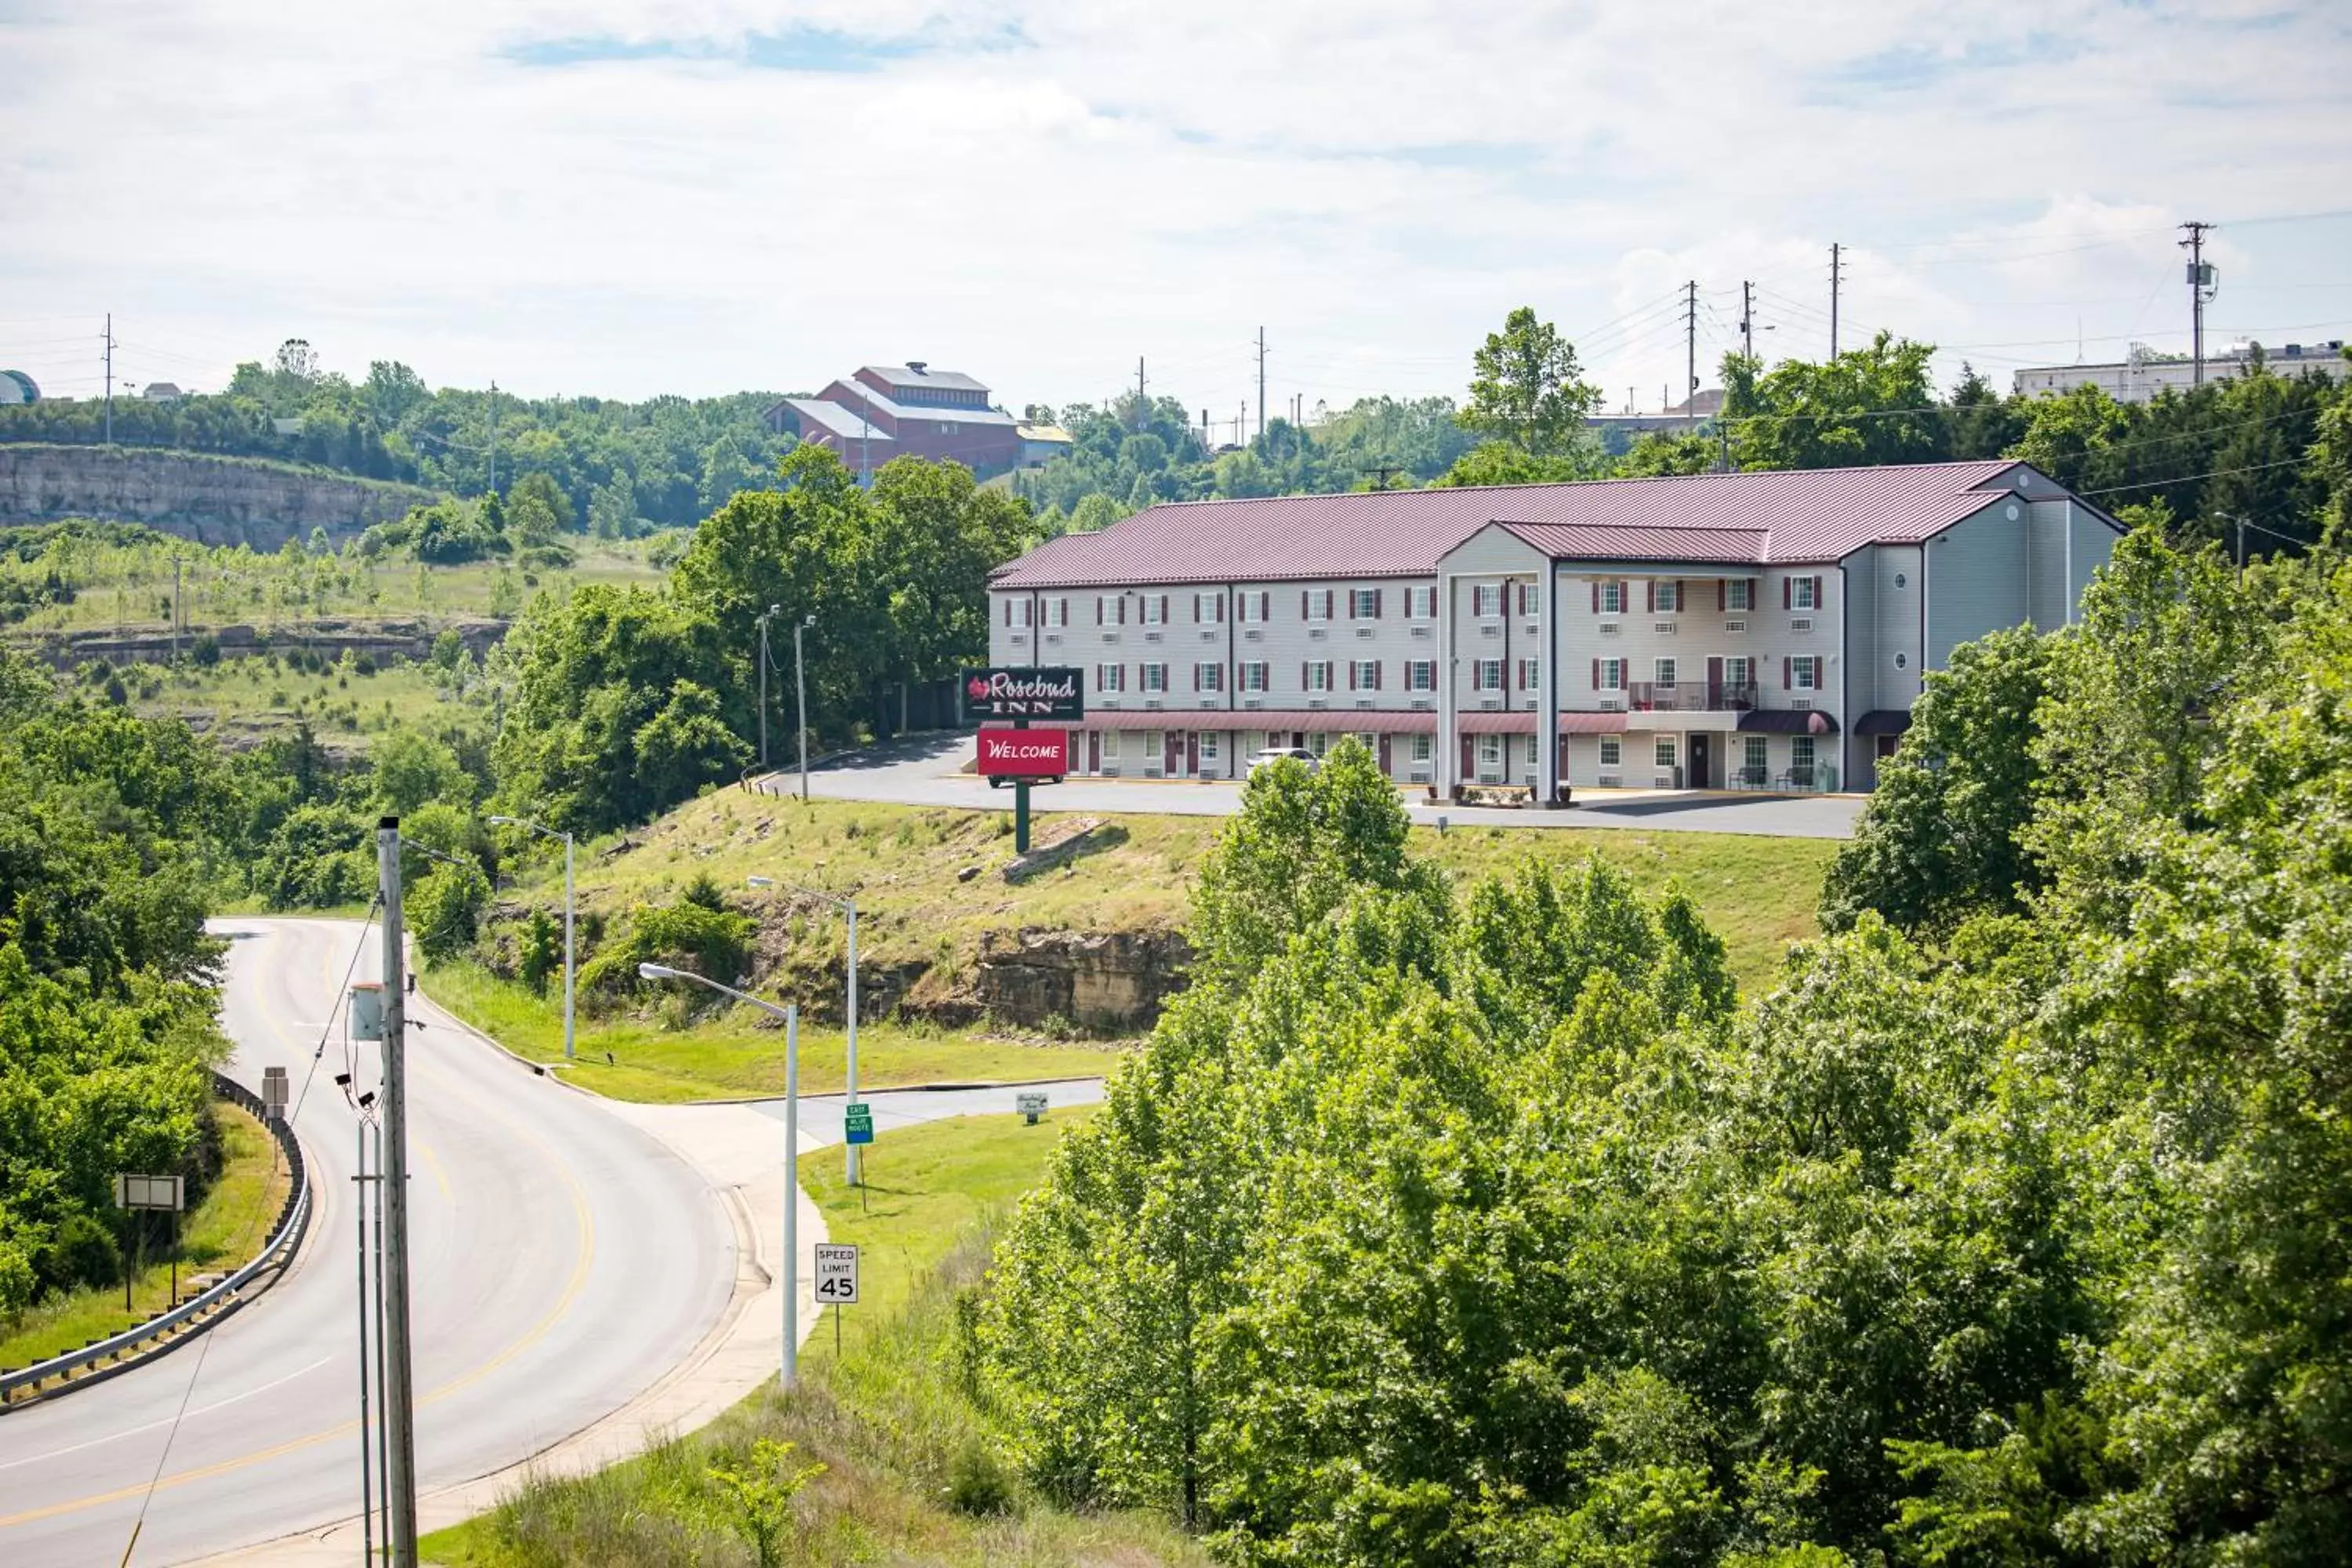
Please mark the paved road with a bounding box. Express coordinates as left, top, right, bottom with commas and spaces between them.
768, 732, 1865, 838
0, 919, 1111, 1567
763, 1079, 1107, 1145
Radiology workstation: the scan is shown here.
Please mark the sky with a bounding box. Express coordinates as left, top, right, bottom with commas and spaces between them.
2, 1, 2349, 431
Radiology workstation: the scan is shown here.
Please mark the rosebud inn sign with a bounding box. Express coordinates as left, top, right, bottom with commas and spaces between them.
961, 666, 1084, 721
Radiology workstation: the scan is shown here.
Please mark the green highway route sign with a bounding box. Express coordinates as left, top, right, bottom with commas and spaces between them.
844, 1102, 874, 1145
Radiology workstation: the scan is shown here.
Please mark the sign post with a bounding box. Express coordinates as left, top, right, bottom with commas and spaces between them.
113, 1173, 183, 1309
843, 1102, 873, 1145
963, 667, 1085, 856
1016, 1090, 1048, 1126
814, 1243, 859, 1356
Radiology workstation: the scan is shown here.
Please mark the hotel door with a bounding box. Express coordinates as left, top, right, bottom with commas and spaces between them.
1087, 731, 1100, 773
1687, 733, 1711, 789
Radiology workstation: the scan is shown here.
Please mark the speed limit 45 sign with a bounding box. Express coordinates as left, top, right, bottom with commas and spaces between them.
813, 1243, 859, 1305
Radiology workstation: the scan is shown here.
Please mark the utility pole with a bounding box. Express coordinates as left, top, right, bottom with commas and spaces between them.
794, 616, 812, 802
1684, 280, 1699, 430
1829, 244, 1845, 357
2180, 220, 2216, 385
487, 381, 498, 493
1740, 281, 1755, 361
1135, 358, 1147, 429
171, 555, 183, 660
375, 818, 420, 1565
1256, 327, 1267, 443
756, 604, 780, 769
103, 313, 116, 445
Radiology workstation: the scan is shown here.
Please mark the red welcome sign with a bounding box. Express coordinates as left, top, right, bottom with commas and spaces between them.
977, 728, 1071, 778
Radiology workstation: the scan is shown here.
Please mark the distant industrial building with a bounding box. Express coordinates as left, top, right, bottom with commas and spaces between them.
765, 362, 1023, 482
138, 381, 186, 402
0, 370, 38, 406
2013, 339, 2346, 404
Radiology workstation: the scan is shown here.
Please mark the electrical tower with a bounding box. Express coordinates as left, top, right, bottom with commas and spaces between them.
103, 314, 116, 445
1740, 281, 1755, 360
1255, 327, 1267, 442
1828, 244, 1846, 356
2180, 221, 2218, 385
1683, 281, 1699, 430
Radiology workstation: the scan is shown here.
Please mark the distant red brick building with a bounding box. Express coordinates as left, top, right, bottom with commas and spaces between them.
764, 362, 1023, 482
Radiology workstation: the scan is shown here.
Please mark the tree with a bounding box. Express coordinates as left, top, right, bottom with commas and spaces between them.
1724, 334, 1943, 471
1460, 307, 1604, 458
368, 728, 471, 815
505, 470, 572, 544
1820, 626, 2056, 938
589, 478, 636, 540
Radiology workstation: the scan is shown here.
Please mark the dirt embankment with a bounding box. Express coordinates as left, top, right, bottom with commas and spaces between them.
0, 444, 436, 547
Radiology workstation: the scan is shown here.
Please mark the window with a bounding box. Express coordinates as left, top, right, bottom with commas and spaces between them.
1240, 661, 1269, 692
1792, 576, 1819, 610
1408, 585, 1436, 619
1656, 736, 1678, 770
1142, 595, 1167, 626
1526, 734, 1541, 766
1726, 579, 1751, 612
1351, 659, 1381, 691
1307, 731, 1331, 757
1410, 734, 1432, 763
1200, 732, 1220, 763
1474, 584, 1503, 618
1305, 660, 1334, 692
1744, 735, 1768, 775
1097, 593, 1123, 625
1239, 591, 1269, 622
1142, 731, 1162, 769
1654, 579, 1679, 612
1305, 589, 1334, 621
1351, 588, 1381, 619
1193, 591, 1225, 623
1096, 662, 1126, 692
1793, 655, 1820, 691
1516, 582, 1538, 616
1045, 597, 1068, 628
1724, 655, 1752, 689
1518, 659, 1540, 691
1141, 662, 1169, 693
1893, 652, 1908, 670
1598, 658, 1625, 690
1359, 732, 1380, 756
1654, 657, 1679, 687
1477, 735, 1503, 771
1406, 659, 1436, 691
1893, 572, 1907, 590
1474, 659, 1504, 691
1599, 580, 1624, 615
1006, 597, 1033, 628
1196, 662, 1225, 691
1102, 730, 1121, 763
1599, 737, 1622, 767
1791, 736, 1817, 774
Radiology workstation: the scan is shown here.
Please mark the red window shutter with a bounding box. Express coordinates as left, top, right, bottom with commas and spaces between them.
1592, 658, 1599, 689
1160, 594, 1169, 623
1301, 662, 1308, 688
1677, 579, 1687, 609
1783, 577, 1791, 609
1374, 589, 1385, 618
1217, 593, 1226, 622
1646, 580, 1656, 612
1620, 579, 1629, 611
1001, 599, 1009, 626
1590, 581, 1599, 612
1301, 590, 1309, 619
1784, 656, 1792, 688
1813, 575, 1824, 608
1118, 597, 1127, 624
1374, 662, 1382, 690
1718, 580, 1726, 612
1095, 597, 1102, 626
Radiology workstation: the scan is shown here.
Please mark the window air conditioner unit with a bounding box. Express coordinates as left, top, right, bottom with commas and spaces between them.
1479, 697, 1502, 710
1599, 696, 1625, 710
1653, 774, 1675, 789
1599, 774, 1622, 789
1242, 697, 1263, 710
1102, 631, 1120, 643
1356, 699, 1376, 710
1791, 617, 1814, 632
1099, 697, 1121, 708
1356, 625, 1376, 637
1480, 624, 1501, 638
1143, 767, 1163, 778
1309, 626, 1329, 640
1723, 619, 1747, 633
1200, 628, 1218, 641
1410, 698, 1433, 710
1010, 631, 1028, 644
1307, 697, 1327, 709
1653, 621, 1678, 634
1599, 621, 1622, 636
1409, 768, 1432, 782
1045, 632, 1062, 644
1791, 698, 1813, 711
1144, 698, 1163, 710
1145, 630, 1163, 642
1201, 695, 1222, 707
1244, 627, 1263, 641
1410, 624, 1432, 638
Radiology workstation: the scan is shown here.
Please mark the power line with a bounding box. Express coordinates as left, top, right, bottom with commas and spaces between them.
2079, 453, 2310, 497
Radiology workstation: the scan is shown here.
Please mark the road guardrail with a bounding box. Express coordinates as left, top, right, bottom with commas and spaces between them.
0, 1069, 313, 1409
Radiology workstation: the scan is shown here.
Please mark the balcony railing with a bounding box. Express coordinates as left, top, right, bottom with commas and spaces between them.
1621, 680, 1758, 713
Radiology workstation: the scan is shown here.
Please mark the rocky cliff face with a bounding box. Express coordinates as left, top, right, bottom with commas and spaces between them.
967, 928, 1192, 1033
0, 445, 435, 547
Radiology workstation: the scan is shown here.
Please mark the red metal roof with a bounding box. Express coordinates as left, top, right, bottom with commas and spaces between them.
1458, 711, 1537, 734
1079, 708, 1437, 734
992, 461, 2037, 588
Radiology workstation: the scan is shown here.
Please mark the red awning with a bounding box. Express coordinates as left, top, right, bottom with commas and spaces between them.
1556, 712, 1630, 734
1457, 710, 1537, 734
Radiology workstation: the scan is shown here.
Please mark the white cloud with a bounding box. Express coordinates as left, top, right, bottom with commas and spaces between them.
2, 0, 2347, 416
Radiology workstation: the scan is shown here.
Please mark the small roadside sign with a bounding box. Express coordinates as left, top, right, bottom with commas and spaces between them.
843, 1102, 874, 1145
813, 1243, 859, 1305
113, 1174, 183, 1211
1016, 1091, 1048, 1125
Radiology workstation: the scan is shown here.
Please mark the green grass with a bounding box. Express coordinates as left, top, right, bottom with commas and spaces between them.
423, 960, 1127, 1103
421, 1109, 1208, 1568
105, 651, 468, 746
506, 792, 1832, 1002
0, 1102, 291, 1372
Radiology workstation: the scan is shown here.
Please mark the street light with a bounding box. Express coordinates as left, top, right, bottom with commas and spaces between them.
638, 964, 802, 1392
793, 614, 815, 803
490, 815, 575, 1062
764, 883, 861, 1186
754, 604, 782, 771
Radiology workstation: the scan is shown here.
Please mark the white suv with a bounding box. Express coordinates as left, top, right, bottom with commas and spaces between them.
1246, 746, 1319, 777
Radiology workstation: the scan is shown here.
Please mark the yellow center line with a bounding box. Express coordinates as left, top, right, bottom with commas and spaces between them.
0, 920, 600, 1532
